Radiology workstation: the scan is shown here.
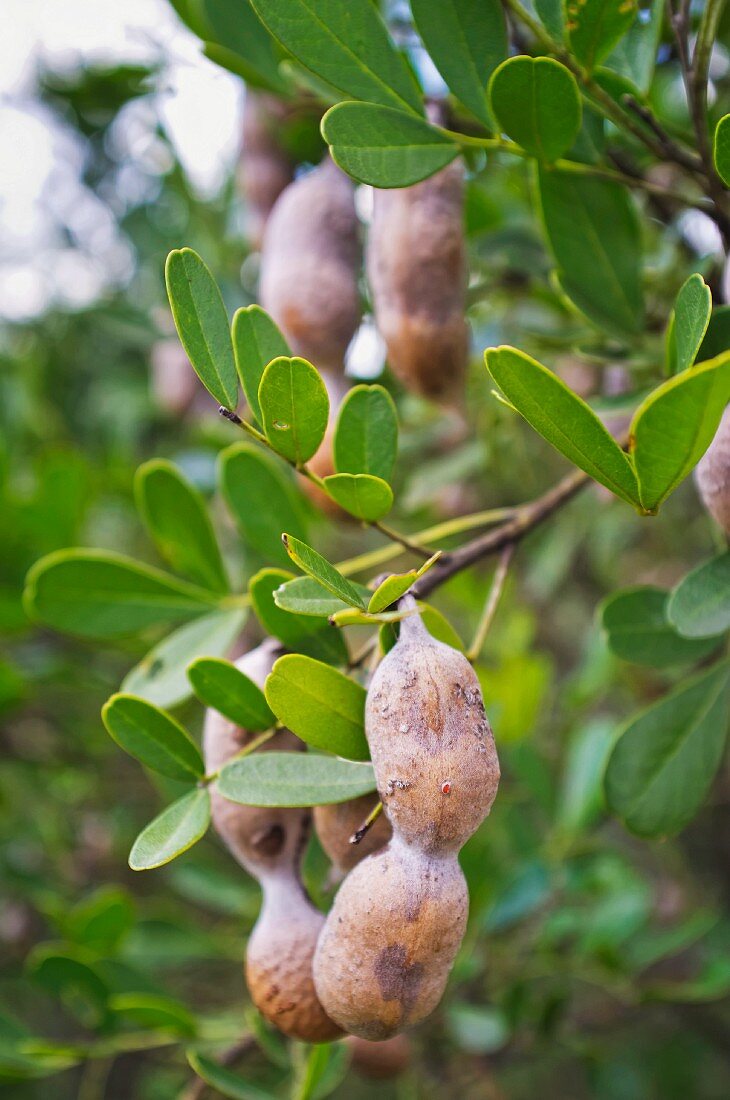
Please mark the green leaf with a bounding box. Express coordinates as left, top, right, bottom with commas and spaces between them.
135, 460, 228, 593
601, 587, 721, 667
322, 473, 393, 521
630, 352, 730, 512
217, 751, 376, 805
713, 113, 730, 187
198, 0, 289, 95
485, 346, 640, 506
567, 0, 638, 71
110, 993, 196, 1036
668, 552, 730, 639
232, 305, 290, 425
604, 663, 730, 837
333, 384, 398, 481
368, 553, 442, 614
488, 56, 581, 163
698, 304, 730, 361
129, 788, 211, 871
188, 657, 275, 731
164, 248, 237, 409
186, 1051, 278, 1100
604, 0, 664, 95
24, 550, 219, 639
322, 101, 459, 188
264, 654, 368, 759
102, 694, 205, 781
282, 534, 369, 609
249, 568, 348, 665
666, 274, 712, 375
273, 575, 371, 617
219, 442, 308, 569
29, 947, 109, 1026
122, 610, 247, 709
410, 0, 506, 126
258, 356, 329, 464
535, 0, 564, 38
536, 168, 643, 337
250, 0, 423, 115
555, 718, 618, 836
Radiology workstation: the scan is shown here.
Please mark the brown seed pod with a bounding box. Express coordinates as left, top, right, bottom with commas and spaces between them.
367, 144, 468, 402
204, 640, 341, 1043
347, 1026, 412, 1078
695, 404, 730, 535
259, 155, 362, 373
239, 92, 296, 249
313, 794, 392, 873
313, 601, 499, 1038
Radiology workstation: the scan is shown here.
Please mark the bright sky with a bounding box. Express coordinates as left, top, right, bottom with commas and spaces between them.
0, 0, 242, 320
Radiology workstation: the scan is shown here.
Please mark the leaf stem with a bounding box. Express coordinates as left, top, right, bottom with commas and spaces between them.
371, 520, 434, 559
349, 799, 384, 845
466, 544, 515, 662
206, 727, 278, 782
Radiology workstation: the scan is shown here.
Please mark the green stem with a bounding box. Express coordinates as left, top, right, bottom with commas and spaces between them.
466, 544, 515, 662
205, 727, 278, 782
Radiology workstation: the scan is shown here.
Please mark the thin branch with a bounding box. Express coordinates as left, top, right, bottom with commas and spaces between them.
349, 800, 384, 845
690, 0, 729, 245
466, 544, 515, 662
412, 466, 590, 600
372, 520, 435, 560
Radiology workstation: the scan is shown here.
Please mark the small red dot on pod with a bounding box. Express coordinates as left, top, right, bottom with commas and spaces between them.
441, 781, 451, 795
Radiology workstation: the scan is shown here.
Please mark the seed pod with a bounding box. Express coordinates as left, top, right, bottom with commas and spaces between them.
314, 794, 392, 873
347, 1033, 412, 1079
204, 640, 341, 1043
367, 129, 468, 401
314, 600, 499, 1038
259, 156, 362, 372
695, 404, 730, 535
239, 92, 295, 249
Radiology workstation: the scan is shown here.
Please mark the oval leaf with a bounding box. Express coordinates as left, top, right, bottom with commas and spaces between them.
567, 0, 638, 71
282, 534, 369, 609
668, 552, 730, 639
164, 248, 237, 409
217, 751, 376, 806
188, 657, 275, 731
232, 305, 290, 425
249, 568, 348, 665
102, 694, 205, 781
489, 56, 581, 163
264, 654, 368, 760
258, 356, 329, 465
274, 575, 371, 618
410, 0, 506, 126
24, 550, 219, 639
333, 384, 398, 481
630, 352, 730, 512
129, 788, 211, 871
322, 473, 393, 521
250, 0, 423, 115
536, 168, 644, 337
122, 609, 247, 708
604, 663, 730, 837
186, 1051, 278, 1100
135, 460, 228, 593
714, 114, 730, 187
219, 442, 308, 568
485, 346, 640, 506
368, 553, 442, 614
601, 586, 721, 667
666, 273, 712, 375
322, 102, 459, 188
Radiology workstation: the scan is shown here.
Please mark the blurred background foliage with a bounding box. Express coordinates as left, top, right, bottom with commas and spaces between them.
2, 1, 730, 1097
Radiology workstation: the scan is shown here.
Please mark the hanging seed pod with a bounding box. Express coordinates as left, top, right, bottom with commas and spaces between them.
204, 639, 341, 1043
695, 404, 730, 535
314, 793, 392, 873
313, 600, 499, 1039
367, 108, 468, 402
259, 155, 362, 372
239, 92, 296, 249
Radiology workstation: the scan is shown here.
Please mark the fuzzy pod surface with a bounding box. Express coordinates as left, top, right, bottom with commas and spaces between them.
313, 602, 499, 1038
695, 404, 730, 535
259, 155, 362, 372
204, 639, 341, 1042
367, 158, 468, 401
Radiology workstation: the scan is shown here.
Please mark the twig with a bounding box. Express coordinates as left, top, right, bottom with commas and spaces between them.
466, 544, 515, 662
412, 466, 590, 600
372, 520, 434, 560
181, 1037, 256, 1100
349, 800, 384, 845
690, 0, 729, 246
